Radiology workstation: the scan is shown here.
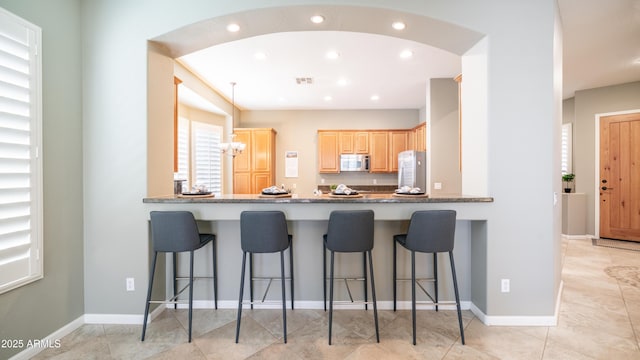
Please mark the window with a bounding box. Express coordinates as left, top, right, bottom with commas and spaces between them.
176, 116, 222, 195
561, 123, 573, 175
0, 7, 43, 294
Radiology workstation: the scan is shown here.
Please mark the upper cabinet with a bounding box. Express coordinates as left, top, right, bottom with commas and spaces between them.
339, 131, 369, 154
369, 131, 389, 172
318, 126, 424, 173
318, 130, 340, 173
389, 131, 408, 172
233, 128, 276, 194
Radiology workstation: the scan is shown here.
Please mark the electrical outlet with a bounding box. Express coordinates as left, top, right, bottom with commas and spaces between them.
373, 179, 377, 185
434, 182, 442, 190
126, 277, 135, 291
501, 279, 510, 293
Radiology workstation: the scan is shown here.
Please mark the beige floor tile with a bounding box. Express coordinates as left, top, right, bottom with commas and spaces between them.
26, 238, 640, 359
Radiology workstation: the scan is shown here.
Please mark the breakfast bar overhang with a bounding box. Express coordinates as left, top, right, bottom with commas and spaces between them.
143, 194, 494, 323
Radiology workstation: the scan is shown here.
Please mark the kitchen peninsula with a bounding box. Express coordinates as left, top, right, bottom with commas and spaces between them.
142, 193, 493, 317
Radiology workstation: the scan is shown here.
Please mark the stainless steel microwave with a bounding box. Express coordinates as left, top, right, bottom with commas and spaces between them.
340, 154, 370, 172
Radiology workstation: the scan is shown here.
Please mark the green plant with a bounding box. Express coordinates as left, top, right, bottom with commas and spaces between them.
562, 173, 575, 182
329, 184, 338, 191
562, 173, 575, 193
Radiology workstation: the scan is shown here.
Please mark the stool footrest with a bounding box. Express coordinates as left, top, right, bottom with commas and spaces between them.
175, 276, 215, 280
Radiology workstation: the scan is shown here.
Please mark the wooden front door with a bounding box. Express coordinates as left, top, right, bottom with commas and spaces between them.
599, 112, 640, 241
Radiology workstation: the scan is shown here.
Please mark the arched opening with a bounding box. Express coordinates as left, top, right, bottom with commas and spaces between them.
147, 5, 488, 197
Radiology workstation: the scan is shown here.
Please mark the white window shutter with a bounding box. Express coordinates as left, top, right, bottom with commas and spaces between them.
191, 122, 222, 195
0, 7, 43, 294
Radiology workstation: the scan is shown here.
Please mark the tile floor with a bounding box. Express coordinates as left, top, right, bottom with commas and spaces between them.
32, 238, 640, 359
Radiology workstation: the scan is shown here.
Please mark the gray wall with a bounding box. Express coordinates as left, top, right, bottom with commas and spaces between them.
569, 81, 640, 235
430, 78, 461, 195
0, 1, 84, 359
86, 0, 561, 319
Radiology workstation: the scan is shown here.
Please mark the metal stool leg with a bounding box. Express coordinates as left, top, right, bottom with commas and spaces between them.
289, 239, 294, 310
281, 250, 288, 343
172, 253, 177, 310
411, 250, 417, 346
363, 252, 368, 310
213, 239, 218, 310
323, 242, 327, 311
235, 251, 247, 343
450, 251, 465, 345
434, 253, 438, 312
141, 251, 158, 341
393, 239, 397, 312
328, 250, 335, 345
188, 250, 194, 342
249, 253, 254, 310
368, 250, 379, 342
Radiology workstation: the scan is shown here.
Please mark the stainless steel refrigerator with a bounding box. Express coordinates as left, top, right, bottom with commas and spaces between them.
397, 150, 426, 190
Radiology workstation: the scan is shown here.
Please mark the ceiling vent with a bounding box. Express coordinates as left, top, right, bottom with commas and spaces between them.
296, 77, 314, 85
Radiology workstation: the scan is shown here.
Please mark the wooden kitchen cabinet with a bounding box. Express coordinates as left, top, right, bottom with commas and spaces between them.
369, 131, 389, 172
415, 123, 426, 152
339, 131, 369, 154
233, 128, 276, 194
389, 131, 408, 171
318, 131, 340, 173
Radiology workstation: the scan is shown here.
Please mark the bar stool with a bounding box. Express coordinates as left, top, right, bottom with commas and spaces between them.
142, 211, 217, 343
324, 210, 379, 345
235, 211, 293, 344
392, 210, 464, 345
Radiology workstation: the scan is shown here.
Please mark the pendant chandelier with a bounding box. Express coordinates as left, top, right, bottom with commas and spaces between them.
219, 82, 246, 157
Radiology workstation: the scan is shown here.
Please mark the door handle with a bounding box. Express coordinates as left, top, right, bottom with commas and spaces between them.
601, 186, 614, 191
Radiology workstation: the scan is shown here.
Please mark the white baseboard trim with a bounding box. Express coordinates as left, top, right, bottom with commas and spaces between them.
470, 282, 562, 326
8, 315, 84, 360
561, 234, 592, 240
173, 300, 472, 311
84, 304, 164, 325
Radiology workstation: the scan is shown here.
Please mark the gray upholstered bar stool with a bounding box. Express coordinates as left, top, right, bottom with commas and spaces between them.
142, 211, 217, 343
324, 210, 379, 345
235, 211, 293, 344
393, 210, 464, 345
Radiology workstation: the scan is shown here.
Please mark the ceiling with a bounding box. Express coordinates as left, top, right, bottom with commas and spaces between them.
176, 1, 640, 114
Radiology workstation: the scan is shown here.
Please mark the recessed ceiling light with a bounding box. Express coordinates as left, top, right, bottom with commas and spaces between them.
337, 78, 348, 86
370, 95, 380, 101
254, 52, 267, 60
392, 21, 406, 30
310, 15, 325, 24
324, 95, 333, 101
226, 23, 240, 32
400, 49, 413, 59
326, 51, 340, 60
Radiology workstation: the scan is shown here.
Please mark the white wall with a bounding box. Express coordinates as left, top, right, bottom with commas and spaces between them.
82, 0, 561, 320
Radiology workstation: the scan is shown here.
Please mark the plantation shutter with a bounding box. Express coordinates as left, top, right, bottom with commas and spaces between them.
175, 116, 189, 191
192, 122, 222, 195
0, 7, 43, 294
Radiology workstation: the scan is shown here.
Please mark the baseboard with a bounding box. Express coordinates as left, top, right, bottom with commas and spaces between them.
176, 300, 472, 311
84, 304, 164, 325
8, 315, 84, 360
470, 282, 562, 326
561, 234, 592, 240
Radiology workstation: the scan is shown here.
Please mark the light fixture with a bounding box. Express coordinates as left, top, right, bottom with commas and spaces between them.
337, 78, 348, 86
219, 82, 246, 157
400, 49, 413, 59
326, 50, 340, 60
392, 21, 406, 30
324, 95, 333, 101
254, 52, 267, 60
226, 23, 240, 32
370, 95, 380, 101
310, 15, 325, 24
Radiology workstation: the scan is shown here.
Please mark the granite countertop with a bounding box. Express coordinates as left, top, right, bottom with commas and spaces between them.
143, 193, 493, 204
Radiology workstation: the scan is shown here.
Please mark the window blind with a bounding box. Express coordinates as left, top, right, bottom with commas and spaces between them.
192, 122, 222, 195
561, 123, 572, 175
0, 7, 43, 294
176, 116, 189, 191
